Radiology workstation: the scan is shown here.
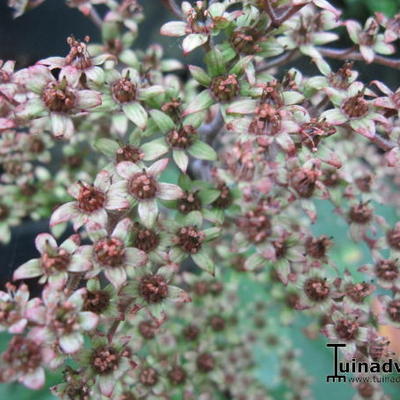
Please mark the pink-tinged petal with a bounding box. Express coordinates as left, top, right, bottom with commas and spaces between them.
94, 170, 111, 192
168, 285, 191, 303
59, 332, 83, 354
13, 259, 41, 280
26, 303, 46, 325
320, 108, 348, 125
85, 66, 105, 83
75, 90, 102, 110
138, 199, 158, 227
9, 318, 28, 334
60, 234, 80, 253
371, 80, 393, 96
17, 98, 46, 119
350, 118, 375, 139
104, 267, 127, 289
227, 99, 257, 114
125, 247, 147, 267
68, 254, 91, 272
182, 33, 208, 55
160, 21, 187, 37
59, 66, 80, 87
67, 182, 82, 199
112, 218, 132, 243
122, 102, 148, 129
116, 161, 142, 179
16, 65, 53, 93
86, 209, 108, 229
346, 20, 362, 44
50, 113, 74, 139
374, 97, 395, 109
0, 117, 15, 131
35, 233, 57, 253
106, 195, 131, 210
21, 367, 45, 390
99, 374, 116, 397
147, 158, 169, 177
79, 312, 99, 331
172, 149, 188, 172
68, 287, 86, 308
39, 56, 66, 68
48, 272, 68, 288
158, 183, 183, 200
360, 45, 374, 64
50, 202, 78, 227
15, 284, 29, 302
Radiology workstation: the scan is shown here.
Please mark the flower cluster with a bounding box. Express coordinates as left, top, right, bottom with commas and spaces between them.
2, 0, 400, 399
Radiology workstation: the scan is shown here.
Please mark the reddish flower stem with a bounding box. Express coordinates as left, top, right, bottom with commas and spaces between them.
263, 1, 307, 28
160, 0, 183, 19
319, 46, 400, 70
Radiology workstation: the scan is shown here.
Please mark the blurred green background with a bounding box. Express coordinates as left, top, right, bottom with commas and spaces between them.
1, 0, 400, 399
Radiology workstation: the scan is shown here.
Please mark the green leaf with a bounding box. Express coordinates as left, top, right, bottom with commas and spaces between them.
192, 251, 215, 275
149, 109, 175, 133
122, 102, 148, 129
183, 90, 215, 116
188, 65, 212, 87
205, 48, 226, 77
188, 140, 217, 161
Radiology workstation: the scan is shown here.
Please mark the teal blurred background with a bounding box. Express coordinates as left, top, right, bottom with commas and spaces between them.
1, 0, 400, 399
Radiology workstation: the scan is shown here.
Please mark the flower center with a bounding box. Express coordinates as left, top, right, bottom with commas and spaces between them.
341, 93, 369, 118
29, 137, 45, 154
116, 145, 144, 164
210, 74, 240, 102
138, 320, 157, 339
83, 290, 110, 314
94, 237, 125, 267
42, 80, 76, 113
177, 191, 202, 214
132, 223, 160, 253
231, 27, 260, 54
196, 353, 215, 373
328, 62, 354, 90
289, 168, 318, 198
209, 315, 225, 332
348, 203, 373, 224
305, 236, 332, 259
387, 299, 400, 323
139, 367, 159, 386
386, 228, 400, 250
167, 125, 197, 149
335, 319, 359, 341
183, 324, 200, 341
345, 282, 372, 303
3, 336, 42, 373
65, 36, 92, 70
249, 104, 282, 136
212, 183, 232, 209
90, 345, 120, 375
303, 277, 330, 302
299, 119, 336, 151
77, 184, 106, 213
167, 365, 187, 385
139, 274, 169, 304
128, 172, 158, 200
176, 226, 205, 254
0, 204, 9, 221
238, 208, 272, 244
41, 249, 71, 272
375, 259, 399, 282
112, 77, 137, 103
